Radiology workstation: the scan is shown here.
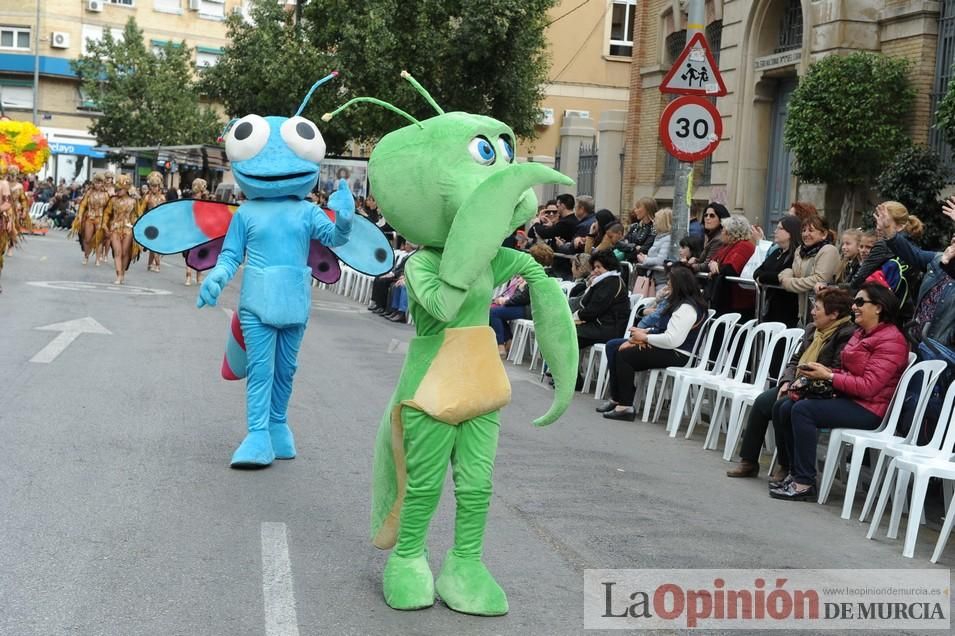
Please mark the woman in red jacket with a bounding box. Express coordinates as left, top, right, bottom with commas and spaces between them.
769, 282, 910, 501
707, 215, 756, 318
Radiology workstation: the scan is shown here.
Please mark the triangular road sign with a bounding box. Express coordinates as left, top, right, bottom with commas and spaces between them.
660, 32, 727, 97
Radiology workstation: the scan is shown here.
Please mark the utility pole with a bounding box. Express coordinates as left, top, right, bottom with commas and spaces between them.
668, 0, 705, 261
32, 0, 40, 124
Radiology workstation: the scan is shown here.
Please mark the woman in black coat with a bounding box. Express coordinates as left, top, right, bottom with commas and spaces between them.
753, 215, 802, 327
575, 250, 631, 348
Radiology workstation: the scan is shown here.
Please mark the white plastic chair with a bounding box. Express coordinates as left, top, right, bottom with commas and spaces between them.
508, 319, 535, 365
816, 357, 944, 520
581, 297, 654, 395
657, 313, 742, 435
686, 321, 785, 442
866, 382, 955, 560
559, 280, 576, 298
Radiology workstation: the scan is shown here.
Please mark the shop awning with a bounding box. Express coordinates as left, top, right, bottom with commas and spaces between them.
49, 141, 106, 159
93, 144, 230, 171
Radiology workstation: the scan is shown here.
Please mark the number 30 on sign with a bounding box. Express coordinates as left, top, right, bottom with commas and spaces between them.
659, 95, 722, 162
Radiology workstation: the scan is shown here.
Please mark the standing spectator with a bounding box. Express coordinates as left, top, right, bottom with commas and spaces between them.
690, 203, 730, 273
534, 193, 578, 278
707, 215, 756, 318
619, 197, 657, 260
835, 228, 863, 285
779, 215, 840, 324
571, 195, 597, 252
636, 208, 673, 287
754, 215, 802, 326
770, 283, 909, 501
679, 235, 704, 264
789, 201, 818, 223
584, 208, 618, 254
528, 200, 560, 249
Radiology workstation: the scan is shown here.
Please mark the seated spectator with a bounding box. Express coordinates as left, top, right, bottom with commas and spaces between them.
706, 215, 756, 318
574, 251, 630, 349
383, 276, 410, 323
769, 283, 910, 501
690, 202, 730, 273
368, 241, 416, 314
753, 215, 801, 326
619, 197, 657, 261
779, 215, 840, 324
489, 276, 530, 356
568, 253, 592, 307
635, 208, 673, 286
527, 242, 555, 276
726, 288, 855, 479
597, 264, 708, 421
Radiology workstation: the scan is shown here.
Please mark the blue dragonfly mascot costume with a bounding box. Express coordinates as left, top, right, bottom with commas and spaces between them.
135, 72, 394, 468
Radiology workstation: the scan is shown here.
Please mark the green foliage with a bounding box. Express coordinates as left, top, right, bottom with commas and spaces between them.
934, 68, 955, 150
784, 52, 915, 188
197, 0, 345, 150
302, 0, 556, 143
71, 18, 221, 150
876, 145, 952, 250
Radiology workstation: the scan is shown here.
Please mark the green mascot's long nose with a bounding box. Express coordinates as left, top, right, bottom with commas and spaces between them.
439, 162, 578, 427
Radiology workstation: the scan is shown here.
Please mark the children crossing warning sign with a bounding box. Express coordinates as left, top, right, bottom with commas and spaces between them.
660, 32, 727, 97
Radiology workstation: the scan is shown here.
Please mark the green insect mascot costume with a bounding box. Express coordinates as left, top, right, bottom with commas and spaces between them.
324, 73, 579, 616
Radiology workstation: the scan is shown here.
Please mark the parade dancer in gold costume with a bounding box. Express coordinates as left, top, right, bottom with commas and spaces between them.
7, 166, 31, 241
184, 177, 208, 286
139, 171, 166, 272
0, 176, 12, 291
100, 174, 140, 285
72, 173, 110, 265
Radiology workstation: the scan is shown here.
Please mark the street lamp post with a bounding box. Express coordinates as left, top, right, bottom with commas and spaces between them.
32, 0, 40, 124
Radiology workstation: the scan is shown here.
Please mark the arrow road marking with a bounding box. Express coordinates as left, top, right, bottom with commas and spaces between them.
30, 316, 112, 364
261, 522, 300, 636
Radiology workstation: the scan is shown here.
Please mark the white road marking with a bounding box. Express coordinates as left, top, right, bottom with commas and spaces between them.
27, 280, 172, 295
261, 522, 300, 636
30, 317, 112, 364
222, 307, 234, 319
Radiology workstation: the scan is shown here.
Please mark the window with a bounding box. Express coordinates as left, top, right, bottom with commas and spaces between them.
196, 47, 222, 69
775, 0, 803, 53
81, 24, 124, 54
107, 0, 135, 6
76, 86, 99, 112
153, 0, 181, 13
0, 26, 30, 51
199, 0, 225, 20
0, 79, 34, 110
609, 0, 637, 57
931, 0, 955, 180
151, 39, 183, 56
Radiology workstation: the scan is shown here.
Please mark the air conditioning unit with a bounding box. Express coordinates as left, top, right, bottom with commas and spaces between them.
188, 0, 201, 10
563, 109, 591, 120
87, 0, 103, 12
538, 107, 555, 126
51, 31, 71, 49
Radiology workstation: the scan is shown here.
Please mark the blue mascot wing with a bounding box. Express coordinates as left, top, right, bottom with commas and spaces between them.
327, 213, 395, 276
133, 199, 236, 254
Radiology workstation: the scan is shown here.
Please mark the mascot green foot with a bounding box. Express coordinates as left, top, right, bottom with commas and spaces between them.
269, 422, 296, 460
230, 429, 275, 468
383, 553, 435, 610
436, 551, 508, 616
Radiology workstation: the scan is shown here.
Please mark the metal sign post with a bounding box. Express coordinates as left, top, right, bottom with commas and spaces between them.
665, 0, 711, 261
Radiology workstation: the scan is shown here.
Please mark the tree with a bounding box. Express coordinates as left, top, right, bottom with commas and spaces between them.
302, 0, 556, 143
876, 145, 951, 250
197, 0, 345, 150
71, 18, 221, 151
784, 52, 915, 235
933, 69, 955, 151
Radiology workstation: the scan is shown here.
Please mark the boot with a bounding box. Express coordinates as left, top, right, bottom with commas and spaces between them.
726, 460, 759, 478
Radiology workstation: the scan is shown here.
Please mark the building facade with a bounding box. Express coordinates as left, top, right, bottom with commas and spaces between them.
623, 0, 946, 228
0, 0, 236, 184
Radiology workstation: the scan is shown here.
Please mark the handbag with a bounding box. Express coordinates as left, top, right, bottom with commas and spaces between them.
632, 271, 655, 299
787, 375, 836, 401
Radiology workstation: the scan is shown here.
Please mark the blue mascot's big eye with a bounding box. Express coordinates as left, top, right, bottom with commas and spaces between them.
468, 137, 496, 166
498, 136, 514, 163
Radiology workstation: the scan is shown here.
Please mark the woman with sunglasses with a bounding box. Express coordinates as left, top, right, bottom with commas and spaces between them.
769, 283, 909, 501
690, 202, 730, 273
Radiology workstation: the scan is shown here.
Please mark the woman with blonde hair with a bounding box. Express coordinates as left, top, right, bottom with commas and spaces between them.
636, 207, 673, 286
619, 197, 657, 260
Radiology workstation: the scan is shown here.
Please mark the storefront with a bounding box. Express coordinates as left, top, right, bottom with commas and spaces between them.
40, 129, 109, 186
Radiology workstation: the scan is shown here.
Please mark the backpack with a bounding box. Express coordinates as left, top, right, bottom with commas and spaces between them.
866, 257, 910, 306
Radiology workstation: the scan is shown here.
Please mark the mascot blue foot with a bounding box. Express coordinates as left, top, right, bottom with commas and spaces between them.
230, 429, 276, 468
269, 422, 297, 460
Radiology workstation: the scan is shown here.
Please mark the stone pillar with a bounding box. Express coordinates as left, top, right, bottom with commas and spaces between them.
557, 115, 595, 195
595, 110, 627, 214
527, 155, 556, 206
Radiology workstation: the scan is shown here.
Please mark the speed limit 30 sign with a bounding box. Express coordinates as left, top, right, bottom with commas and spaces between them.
659, 95, 722, 162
